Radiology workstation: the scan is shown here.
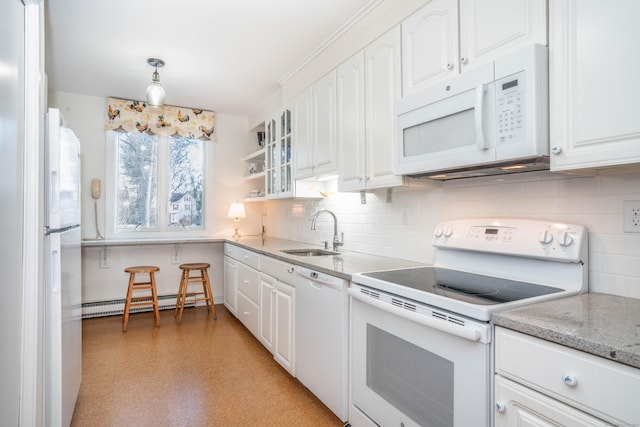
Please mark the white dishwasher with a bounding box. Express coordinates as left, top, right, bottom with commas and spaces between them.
294, 266, 349, 423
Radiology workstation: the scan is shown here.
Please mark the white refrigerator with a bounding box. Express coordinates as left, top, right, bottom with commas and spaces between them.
45, 108, 82, 427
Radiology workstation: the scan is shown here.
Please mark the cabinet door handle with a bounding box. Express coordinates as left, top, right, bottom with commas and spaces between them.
446, 62, 453, 70
562, 374, 578, 387
461, 56, 468, 64
495, 402, 506, 413
287, 267, 294, 274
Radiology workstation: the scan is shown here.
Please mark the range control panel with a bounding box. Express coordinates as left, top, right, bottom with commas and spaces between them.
433, 218, 587, 263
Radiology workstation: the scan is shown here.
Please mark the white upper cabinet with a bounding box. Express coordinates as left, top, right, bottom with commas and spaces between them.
402, 0, 547, 96
264, 107, 293, 199
363, 26, 404, 190
402, 0, 459, 96
312, 70, 339, 177
550, 0, 640, 171
338, 27, 404, 192
294, 71, 338, 179
337, 51, 366, 191
459, 0, 547, 72
293, 87, 313, 179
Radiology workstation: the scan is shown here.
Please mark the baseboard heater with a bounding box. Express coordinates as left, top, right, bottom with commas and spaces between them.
81, 294, 207, 319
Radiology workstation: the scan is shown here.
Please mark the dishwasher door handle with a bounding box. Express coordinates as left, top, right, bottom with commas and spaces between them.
308, 281, 323, 290
349, 288, 481, 342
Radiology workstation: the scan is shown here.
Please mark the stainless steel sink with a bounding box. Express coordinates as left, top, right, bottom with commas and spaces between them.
280, 248, 339, 257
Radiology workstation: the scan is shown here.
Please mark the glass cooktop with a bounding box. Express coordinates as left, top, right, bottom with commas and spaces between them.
361, 267, 563, 306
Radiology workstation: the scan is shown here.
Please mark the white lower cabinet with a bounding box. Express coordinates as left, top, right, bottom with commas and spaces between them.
495, 376, 612, 426
259, 274, 275, 352
223, 255, 237, 316
223, 246, 296, 376
236, 291, 259, 339
259, 256, 295, 375
494, 327, 640, 426
236, 262, 261, 339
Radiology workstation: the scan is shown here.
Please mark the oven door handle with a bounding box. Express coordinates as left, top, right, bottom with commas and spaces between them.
349, 289, 482, 342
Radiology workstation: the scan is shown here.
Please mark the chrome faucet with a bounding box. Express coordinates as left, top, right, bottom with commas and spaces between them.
310, 209, 344, 251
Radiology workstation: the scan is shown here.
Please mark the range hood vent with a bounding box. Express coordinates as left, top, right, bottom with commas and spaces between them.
409, 156, 550, 181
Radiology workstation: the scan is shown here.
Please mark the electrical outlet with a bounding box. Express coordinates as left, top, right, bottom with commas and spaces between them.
623, 200, 640, 233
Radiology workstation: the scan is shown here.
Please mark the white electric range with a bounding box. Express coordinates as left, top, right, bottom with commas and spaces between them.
348, 218, 588, 427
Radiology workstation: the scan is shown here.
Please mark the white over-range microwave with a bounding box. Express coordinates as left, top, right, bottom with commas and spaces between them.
394, 44, 549, 180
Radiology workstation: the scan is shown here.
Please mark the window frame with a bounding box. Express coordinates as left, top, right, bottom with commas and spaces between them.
105, 130, 214, 238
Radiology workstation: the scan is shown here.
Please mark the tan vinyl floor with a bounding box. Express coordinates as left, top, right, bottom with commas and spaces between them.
71, 304, 343, 427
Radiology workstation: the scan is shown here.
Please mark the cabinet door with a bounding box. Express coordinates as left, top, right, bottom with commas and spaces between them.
312, 70, 338, 177
274, 281, 295, 375
279, 107, 293, 197
265, 115, 278, 197
259, 275, 274, 353
337, 51, 366, 192
495, 376, 613, 427
293, 87, 314, 179
401, 0, 459, 96
459, 0, 547, 72
237, 291, 260, 339
364, 26, 404, 190
223, 256, 237, 317
550, 0, 640, 170
237, 262, 260, 304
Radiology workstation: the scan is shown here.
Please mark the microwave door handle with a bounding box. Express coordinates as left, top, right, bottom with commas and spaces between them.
474, 84, 489, 150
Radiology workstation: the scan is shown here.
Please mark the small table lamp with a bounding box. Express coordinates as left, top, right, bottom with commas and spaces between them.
227, 202, 247, 240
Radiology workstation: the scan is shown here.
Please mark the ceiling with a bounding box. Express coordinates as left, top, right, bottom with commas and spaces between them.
45, 0, 375, 117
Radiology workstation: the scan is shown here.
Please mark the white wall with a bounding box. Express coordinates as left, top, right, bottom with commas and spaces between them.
263, 170, 640, 299
48, 91, 261, 304
82, 243, 224, 304
48, 91, 263, 239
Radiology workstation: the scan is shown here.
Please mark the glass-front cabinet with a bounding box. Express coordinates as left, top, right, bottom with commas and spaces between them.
265, 106, 293, 199
265, 116, 277, 197
279, 108, 292, 195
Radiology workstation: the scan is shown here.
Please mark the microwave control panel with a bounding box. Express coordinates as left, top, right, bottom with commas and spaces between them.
496, 70, 525, 144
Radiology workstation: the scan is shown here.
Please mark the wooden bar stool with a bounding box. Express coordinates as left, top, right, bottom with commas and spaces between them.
122, 266, 160, 332
174, 262, 216, 323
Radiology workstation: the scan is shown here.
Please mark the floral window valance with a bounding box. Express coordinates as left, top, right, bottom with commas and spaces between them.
104, 97, 216, 141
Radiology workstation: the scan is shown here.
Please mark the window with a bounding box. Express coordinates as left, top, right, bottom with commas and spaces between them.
107, 131, 211, 237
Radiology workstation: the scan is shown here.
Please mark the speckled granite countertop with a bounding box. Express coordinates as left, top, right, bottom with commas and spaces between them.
226, 236, 426, 281
492, 293, 640, 369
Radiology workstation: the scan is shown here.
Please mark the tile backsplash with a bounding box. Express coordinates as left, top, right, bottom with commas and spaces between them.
264, 170, 640, 299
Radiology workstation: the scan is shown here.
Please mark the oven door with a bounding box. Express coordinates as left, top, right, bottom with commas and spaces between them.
349, 290, 491, 427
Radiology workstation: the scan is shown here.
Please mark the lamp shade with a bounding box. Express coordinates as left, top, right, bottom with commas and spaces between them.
145, 58, 166, 107
145, 80, 165, 107
227, 202, 247, 219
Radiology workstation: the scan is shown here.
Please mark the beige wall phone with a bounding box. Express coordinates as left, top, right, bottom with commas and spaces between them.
91, 178, 100, 199
91, 178, 104, 239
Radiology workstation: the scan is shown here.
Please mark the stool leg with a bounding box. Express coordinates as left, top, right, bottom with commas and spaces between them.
150, 272, 160, 327
202, 268, 217, 319
174, 270, 186, 317
123, 273, 135, 332
177, 270, 189, 324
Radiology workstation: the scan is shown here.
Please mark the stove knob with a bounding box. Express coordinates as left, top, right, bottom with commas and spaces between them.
444, 228, 453, 238
434, 227, 444, 238
558, 231, 574, 247
539, 229, 553, 245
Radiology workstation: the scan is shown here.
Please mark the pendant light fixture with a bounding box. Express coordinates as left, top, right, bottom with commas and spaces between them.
145, 58, 165, 107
